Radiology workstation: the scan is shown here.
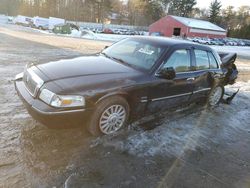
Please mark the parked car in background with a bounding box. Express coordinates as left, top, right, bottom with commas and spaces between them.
32, 16, 49, 30
14, 37, 238, 136
52, 23, 72, 34
189, 37, 250, 46
192, 37, 200, 43
49, 17, 65, 30
210, 38, 224, 46
243, 40, 250, 46
103, 28, 114, 34
197, 38, 212, 45
13, 15, 33, 27
68, 23, 79, 31
7, 16, 14, 24
225, 39, 237, 46
150, 32, 164, 36
236, 40, 245, 46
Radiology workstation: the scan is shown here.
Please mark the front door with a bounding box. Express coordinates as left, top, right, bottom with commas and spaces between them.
146, 48, 195, 114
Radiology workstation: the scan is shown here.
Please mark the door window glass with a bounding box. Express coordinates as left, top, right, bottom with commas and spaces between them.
194, 50, 209, 70
208, 52, 218, 69
162, 49, 191, 72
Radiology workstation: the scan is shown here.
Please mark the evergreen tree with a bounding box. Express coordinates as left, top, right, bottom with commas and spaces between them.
168, 0, 197, 17
209, 0, 222, 24
144, 0, 164, 23
222, 6, 236, 30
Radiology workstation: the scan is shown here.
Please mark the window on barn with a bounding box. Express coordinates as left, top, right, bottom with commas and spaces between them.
173, 28, 181, 36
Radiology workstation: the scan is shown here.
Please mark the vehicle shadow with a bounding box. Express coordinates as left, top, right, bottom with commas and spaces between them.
18, 101, 212, 187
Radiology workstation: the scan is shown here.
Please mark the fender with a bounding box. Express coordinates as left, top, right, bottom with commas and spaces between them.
95, 91, 129, 105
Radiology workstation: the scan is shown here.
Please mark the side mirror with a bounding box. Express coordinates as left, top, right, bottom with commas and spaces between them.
157, 67, 176, 80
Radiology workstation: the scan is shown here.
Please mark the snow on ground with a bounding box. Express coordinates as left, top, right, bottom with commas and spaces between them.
33, 28, 129, 42
236, 60, 250, 71
88, 33, 129, 42
74, 30, 130, 42
211, 45, 250, 59
68, 29, 82, 38
91, 81, 250, 158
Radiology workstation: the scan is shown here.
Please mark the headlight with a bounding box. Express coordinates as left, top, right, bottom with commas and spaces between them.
39, 89, 85, 108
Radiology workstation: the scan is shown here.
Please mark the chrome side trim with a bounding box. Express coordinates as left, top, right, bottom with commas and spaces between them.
31, 106, 85, 115
152, 92, 192, 102
140, 88, 211, 103
193, 88, 211, 94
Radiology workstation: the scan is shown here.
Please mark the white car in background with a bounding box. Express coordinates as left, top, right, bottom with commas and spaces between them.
197, 38, 211, 45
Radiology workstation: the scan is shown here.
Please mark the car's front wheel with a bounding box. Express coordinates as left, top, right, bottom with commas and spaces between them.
88, 96, 129, 136
207, 85, 224, 106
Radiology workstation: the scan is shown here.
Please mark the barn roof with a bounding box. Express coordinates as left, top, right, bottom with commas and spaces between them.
171, 15, 226, 32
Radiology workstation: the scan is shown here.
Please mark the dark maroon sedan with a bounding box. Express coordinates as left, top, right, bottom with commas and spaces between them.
14, 37, 238, 135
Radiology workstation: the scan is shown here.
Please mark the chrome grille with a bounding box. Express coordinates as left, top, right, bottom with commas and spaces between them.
23, 71, 36, 96
23, 67, 44, 97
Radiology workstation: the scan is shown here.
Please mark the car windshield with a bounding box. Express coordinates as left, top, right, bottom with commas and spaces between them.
102, 38, 166, 71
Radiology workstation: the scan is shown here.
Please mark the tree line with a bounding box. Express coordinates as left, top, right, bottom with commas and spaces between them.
0, 0, 249, 39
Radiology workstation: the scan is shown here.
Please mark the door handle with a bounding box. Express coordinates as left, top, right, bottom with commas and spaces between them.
187, 77, 195, 81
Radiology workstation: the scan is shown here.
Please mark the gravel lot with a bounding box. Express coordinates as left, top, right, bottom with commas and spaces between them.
0, 24, 250, 188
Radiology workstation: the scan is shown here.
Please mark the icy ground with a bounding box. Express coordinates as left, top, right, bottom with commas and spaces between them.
91, 81, 250, 158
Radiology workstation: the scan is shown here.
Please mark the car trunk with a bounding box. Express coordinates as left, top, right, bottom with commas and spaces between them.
218, 52, 238, 85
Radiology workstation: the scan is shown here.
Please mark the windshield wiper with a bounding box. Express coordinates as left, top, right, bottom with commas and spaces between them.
101, 53, 127, 64
100, 52, 111, 59
111, 57, 127, 64
112, 57, 139, 70
100, 52, 134, 68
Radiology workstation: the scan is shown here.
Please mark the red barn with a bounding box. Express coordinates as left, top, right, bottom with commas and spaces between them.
149, 15, 227, 38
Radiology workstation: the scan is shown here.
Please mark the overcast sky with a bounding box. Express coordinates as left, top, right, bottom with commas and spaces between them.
196, 0, 250, 9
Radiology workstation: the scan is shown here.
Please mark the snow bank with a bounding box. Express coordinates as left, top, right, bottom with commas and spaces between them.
81, 32, 130, 42
94, 33, 130, 42
80, 30, 98, 40
69, 29, 82, 38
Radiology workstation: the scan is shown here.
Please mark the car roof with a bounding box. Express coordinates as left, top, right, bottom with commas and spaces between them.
131, 36, 213, 51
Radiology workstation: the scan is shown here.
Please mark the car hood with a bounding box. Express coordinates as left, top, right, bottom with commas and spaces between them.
35, 55, 139, 82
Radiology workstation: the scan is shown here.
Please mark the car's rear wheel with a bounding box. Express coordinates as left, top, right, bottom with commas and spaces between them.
207, 85, 224, 106
87, 96, 129, 136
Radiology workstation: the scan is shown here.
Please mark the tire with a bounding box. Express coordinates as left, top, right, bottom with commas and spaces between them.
207, 85, 224, 106
87, 96, 129, 136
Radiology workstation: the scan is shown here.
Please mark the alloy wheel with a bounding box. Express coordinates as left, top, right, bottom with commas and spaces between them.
209, 86, 223, 106
99, 105, 126, 134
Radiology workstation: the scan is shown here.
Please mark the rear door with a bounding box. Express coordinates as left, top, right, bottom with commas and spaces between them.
146, 48, 196, 114
190, 49, 219, 100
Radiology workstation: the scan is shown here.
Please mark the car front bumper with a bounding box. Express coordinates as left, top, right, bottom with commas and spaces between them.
14, 80, 93, 128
